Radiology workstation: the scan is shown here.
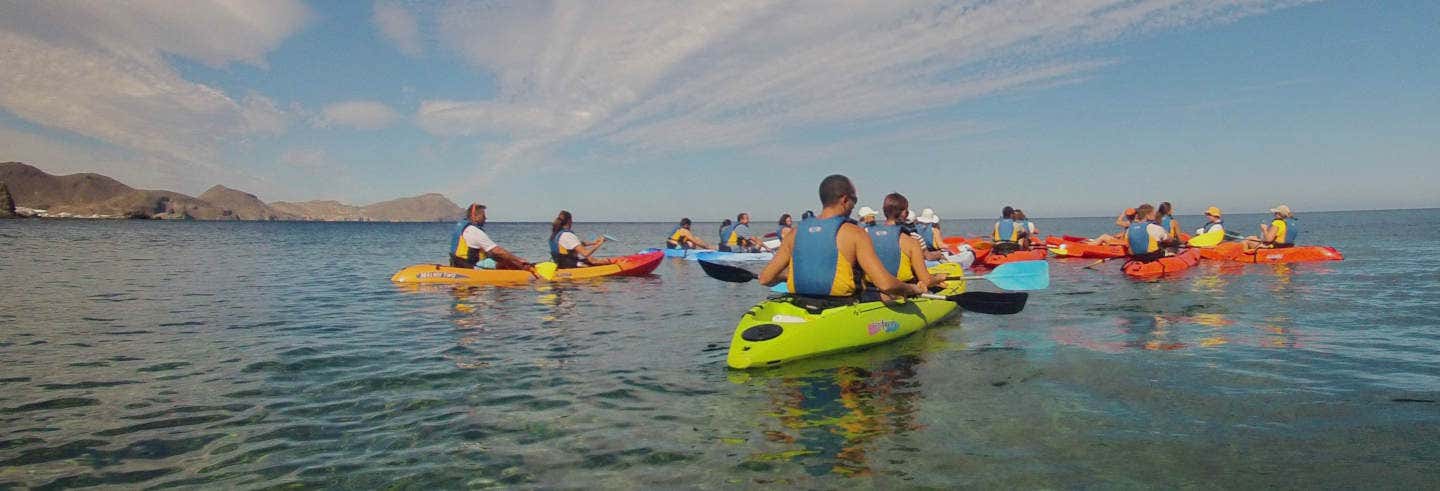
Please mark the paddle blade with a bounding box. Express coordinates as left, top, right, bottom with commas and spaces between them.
534, 262, 558, 280
1188, 230, 1224, 247
984, 260, 1050, 291
953, 291, 1028, 315
698, 259, 758, 283
770, 282, 789, 293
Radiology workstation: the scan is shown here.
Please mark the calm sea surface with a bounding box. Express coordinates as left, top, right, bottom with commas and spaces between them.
2, 209, 1438, 488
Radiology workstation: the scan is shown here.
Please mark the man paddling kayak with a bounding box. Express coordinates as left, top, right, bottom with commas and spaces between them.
724, 213, 767, 253
549, 210, 615, 268
1195, 206, 1225, 236
449, 204, 534, 272
869, 194, 945, 287
759, 175, 941, 301
666, 218, 713, 250
1126, 204, 1170, 262
1243, 205, 1299, 252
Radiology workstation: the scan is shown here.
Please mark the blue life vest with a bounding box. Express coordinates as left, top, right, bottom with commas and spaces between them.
549, 228, 580, 268
994, 219, 1018, 243
1127, 221, 1160, 255
718, 224, 733, 251
918, 226, 939, 250
788, 216, 859, 297
1201, 220, 1223, 234
1273, 218, 1298, 244
867, 224, 915, 282
450, 220, 487, 264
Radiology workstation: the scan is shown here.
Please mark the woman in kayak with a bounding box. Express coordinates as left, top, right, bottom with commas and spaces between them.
775, 214, 793, 239
666, 218, 712, 250
759, 175, 940, 302
549, 210, 614, 269
869, 194, 945, 288
1195, 206, 1224, 236
1242, 205, 1299, 252
1093, 207, 1137, 246
914, 208, 946, 261
717, 219, 733, 251
450, 204, 535, 272
1157, 202, 1182, 239
1126, 204, 1170, 262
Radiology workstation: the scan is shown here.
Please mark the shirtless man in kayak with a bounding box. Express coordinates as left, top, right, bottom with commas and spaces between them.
450, 204, 534, 272
759, 175, 942, 300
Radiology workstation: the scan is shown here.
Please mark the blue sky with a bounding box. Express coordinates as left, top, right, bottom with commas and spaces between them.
0, 1, 1435, 221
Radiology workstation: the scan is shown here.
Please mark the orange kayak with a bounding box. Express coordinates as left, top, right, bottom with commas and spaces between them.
978, 247, 1048, 268
1123, 248, 1201, 277
1199, 242, 1343, 263
1048, 240, 1127, 259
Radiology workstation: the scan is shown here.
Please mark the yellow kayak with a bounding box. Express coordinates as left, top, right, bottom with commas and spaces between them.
727, 264, 966, 369
391, 250, 664, 285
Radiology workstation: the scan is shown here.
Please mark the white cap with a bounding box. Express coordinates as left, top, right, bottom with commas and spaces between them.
857, 206, 877, 218
906, 209, 916, 223
916, 208, 940, 224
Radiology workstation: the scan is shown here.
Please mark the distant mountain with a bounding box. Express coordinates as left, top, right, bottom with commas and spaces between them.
199, 185, 295, 221
268, 200, 366, 221
0, 162, 230, 219
362, 193, 462, 222
0, 161, 460, 221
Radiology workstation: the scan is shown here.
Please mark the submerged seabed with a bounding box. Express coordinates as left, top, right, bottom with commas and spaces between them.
2, 210, 1438, 488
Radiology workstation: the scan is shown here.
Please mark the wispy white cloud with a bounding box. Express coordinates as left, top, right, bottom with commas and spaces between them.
316, 101, 401, 130
373, 1, 423, 56
419, 0, 1311, 180
0, 1, 310, 177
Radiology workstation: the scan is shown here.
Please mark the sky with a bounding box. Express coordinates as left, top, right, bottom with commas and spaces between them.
0, 0, 1435, 221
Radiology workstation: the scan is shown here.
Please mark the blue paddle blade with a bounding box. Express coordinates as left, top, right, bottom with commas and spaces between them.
770, 282, 788, 293
984, 260, 1050, 291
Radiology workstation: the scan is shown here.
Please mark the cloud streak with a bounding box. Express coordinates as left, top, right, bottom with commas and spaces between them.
418, 0, 1311, 180
317, 101, 401, 130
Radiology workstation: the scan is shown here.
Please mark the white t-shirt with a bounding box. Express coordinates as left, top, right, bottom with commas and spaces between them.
1146, 223, 1169, 242
1196, 223, 1225, 235
463, 225, 498, 253
557, 231, 583, 251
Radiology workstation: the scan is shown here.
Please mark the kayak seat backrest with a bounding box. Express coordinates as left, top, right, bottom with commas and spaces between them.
993, 242, 1021, 255
788, 295, 858, 315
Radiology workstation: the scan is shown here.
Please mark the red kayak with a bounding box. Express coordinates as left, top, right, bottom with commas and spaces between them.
1123, 248, 1201, 277
1199, 242, 1343, 263
978, 247, 1048, 268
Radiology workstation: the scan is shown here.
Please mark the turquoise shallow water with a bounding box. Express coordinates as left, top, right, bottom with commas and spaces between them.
2, 209, 1439, 488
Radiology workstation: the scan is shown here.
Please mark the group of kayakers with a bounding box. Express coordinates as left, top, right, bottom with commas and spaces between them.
449, 204, 620, 272
1090, 202, 1299, 259
445, 176, 1304, 289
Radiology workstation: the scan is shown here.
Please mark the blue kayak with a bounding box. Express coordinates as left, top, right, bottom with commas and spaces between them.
642, 248, 773, 262
692, 251, 773, 262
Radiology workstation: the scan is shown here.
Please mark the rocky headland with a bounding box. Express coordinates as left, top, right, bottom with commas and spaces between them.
0, 162, 463, 222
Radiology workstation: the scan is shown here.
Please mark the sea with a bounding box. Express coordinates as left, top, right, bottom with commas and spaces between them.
2, 209, 1438, 488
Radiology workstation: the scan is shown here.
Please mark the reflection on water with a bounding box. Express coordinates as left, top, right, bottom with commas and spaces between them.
750, 356, 924, 478
4, 215, 1440, 488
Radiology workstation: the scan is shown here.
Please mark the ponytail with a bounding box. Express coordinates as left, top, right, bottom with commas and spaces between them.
551, 210, 572, 239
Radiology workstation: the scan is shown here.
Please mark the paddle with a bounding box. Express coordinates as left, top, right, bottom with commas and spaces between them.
702, 259, 1048, 292
534, 261, 557, 280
